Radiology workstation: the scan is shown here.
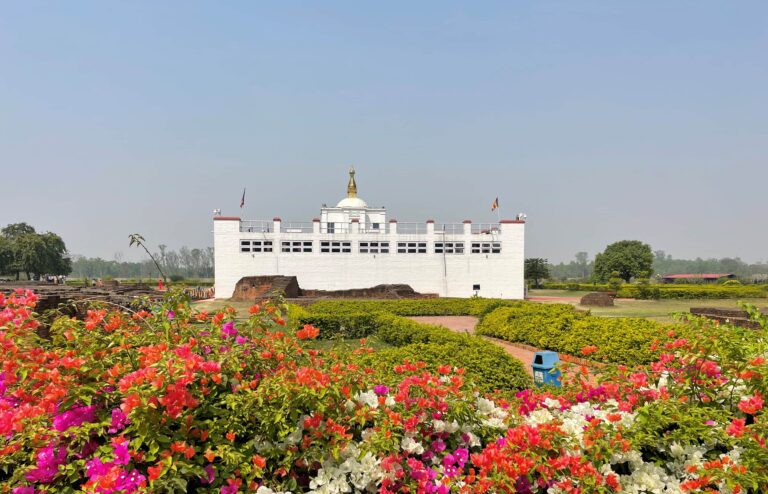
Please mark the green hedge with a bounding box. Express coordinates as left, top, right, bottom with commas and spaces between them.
298, 309, 532, 392
476, 304, 686, 365
541, 283, 612, 292
617, 284, 768, 300
307, 298, 522, 317
541, 282, 768, 300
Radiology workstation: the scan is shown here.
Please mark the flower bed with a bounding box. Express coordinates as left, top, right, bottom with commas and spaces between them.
2, 290, 768, 493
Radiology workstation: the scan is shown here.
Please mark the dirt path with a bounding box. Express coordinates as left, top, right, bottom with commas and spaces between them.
409, 316, 597, 381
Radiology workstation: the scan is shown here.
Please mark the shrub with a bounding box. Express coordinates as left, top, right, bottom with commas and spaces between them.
3, 291, 768, 492
299, 310, 532, 392
306, 298, 522, 317
476, 304, 688, 365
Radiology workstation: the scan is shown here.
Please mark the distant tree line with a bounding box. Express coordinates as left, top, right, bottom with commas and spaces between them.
70, 245, 214, 280
0, 223, 71, 280
548, 247, 768, 282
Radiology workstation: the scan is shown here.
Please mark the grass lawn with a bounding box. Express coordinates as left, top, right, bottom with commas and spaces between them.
193, 299, 256, 321
529, 289, 766, 323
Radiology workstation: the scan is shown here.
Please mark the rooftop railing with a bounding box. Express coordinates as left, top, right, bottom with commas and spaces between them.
239, 220, 504, 235
240, 220, 272, 233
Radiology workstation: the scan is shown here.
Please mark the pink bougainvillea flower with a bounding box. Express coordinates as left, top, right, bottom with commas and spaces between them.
52, 404, 97, 432
374, 385, 389, 395
221, 321, 238, 339
108, 408, 130, 434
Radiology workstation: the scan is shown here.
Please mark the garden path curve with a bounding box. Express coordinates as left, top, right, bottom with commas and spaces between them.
408, 316, 597, 381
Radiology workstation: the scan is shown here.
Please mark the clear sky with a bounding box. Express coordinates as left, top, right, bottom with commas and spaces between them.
1, 1, 766, 264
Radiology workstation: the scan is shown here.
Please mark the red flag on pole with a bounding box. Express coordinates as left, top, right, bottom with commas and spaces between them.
240, 188, 246, 209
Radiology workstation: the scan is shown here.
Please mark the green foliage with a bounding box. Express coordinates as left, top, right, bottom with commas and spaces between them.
0, 223, 71, 278
542, 282, 768, 299
300, 302, 532, 392
593, 240, 654, 283
307, 298, 523, 317
476, 304, 688, 365
524, 258, 550, 288
357, 341, 531, 394
617, 284, 768, 299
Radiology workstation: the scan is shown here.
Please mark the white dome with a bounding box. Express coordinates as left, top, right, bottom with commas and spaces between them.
336, 197, 368, 209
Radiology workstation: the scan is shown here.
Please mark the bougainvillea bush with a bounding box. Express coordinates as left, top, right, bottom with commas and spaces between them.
1, 289, 768, 493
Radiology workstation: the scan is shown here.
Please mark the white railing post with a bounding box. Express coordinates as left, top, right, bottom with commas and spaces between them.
389, 219, 397, 234
313, 218, 320, 234
351, 218, 360, 234
463, 220, 472, 235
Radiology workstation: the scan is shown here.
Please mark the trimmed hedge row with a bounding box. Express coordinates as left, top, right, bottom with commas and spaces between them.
541, 283, 768, 299
476, 304, 686, 365
306, 298, 522, 317
617, 284, 768, 300
298, 309, 532, 392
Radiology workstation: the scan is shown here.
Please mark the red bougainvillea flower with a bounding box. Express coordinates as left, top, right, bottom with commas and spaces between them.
738, 393, 764, 415
296, 324, 320, 340
580, 345, 598, 356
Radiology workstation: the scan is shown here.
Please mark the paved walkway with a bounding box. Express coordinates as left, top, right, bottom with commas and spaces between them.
409, 316, 598, 380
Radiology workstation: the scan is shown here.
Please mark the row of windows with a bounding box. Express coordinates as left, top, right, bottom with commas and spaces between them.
241, 240, 502, 254
240, 240, 273, 252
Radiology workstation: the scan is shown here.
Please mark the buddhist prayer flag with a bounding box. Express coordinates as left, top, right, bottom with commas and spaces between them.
240, 188, 246, 209
491, 197, 499, 211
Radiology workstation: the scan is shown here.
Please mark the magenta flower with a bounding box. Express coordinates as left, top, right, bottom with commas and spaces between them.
12, 487, 35, 494
53, 405, 97, 432
167, 310, 175, 319
431, 439, 446, 453
235, 335, 247, 345
26, 444, 68, 483
221, 321, 238, 339
109, 408, 130, 434
221, 482, 239, 494
112, 436, 130, 465
202, 464, 215, 484
373, 385, 389, 395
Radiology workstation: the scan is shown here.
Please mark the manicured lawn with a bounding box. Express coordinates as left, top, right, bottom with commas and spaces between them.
529, 289, 766, 323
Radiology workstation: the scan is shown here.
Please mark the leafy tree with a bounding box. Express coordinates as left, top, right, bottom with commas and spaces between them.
0, 224, 71, 279
0, 237, 13, 277
525, 258, 550, 288
1, 222, 36, 239
593, 240, 653, 283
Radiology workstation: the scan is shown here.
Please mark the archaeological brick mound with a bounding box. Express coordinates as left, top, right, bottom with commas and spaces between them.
580, 292, 614, 307
232, 276, 301, 301
302, 284, 435, 299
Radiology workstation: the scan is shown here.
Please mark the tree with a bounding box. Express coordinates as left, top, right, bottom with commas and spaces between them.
525, 258, 550, 288
1, 222, 36, 240
0, 224, 71, 279
129, 233, 167, 282
593, 240, 653, 283
574, 251, 589, 278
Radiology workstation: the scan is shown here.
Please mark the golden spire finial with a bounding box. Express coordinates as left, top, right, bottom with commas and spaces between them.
347, 166, 357, 198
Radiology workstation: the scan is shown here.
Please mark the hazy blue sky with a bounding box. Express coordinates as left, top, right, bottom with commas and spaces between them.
1, 1, 766, 264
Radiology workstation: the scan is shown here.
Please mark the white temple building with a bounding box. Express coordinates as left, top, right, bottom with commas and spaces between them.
213, 168, 525, 299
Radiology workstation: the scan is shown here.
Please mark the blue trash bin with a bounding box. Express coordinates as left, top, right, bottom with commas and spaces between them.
532, 351, 561, 387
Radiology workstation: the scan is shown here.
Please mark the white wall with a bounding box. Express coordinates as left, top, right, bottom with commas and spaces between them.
214, 218, 525, 299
